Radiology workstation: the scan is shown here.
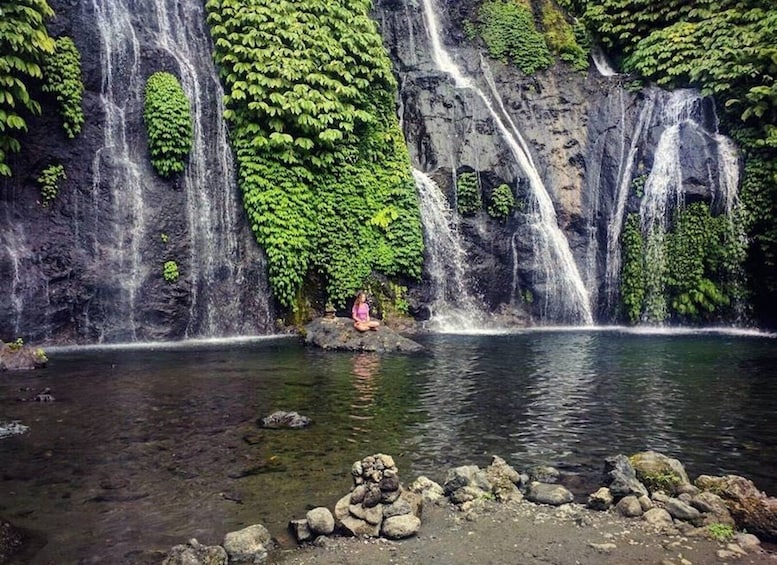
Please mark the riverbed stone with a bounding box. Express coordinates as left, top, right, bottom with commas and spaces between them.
527, 465, 560, 484
526, 482, 574, 506
665, 497, 701, 522
486, 456, 522, 501
587, 487, 614, 511
444, 465, 491, 495
603, 454, 649, 499
259, 411, 311, 429
690, 491, 735, 526
696, 474, 777, 541
223, 524, 272, 564
616, 495, 644, 518
643, 507, 674, 528
303, 317, 424, 353
630, 451, 690, 495
306, 507, 334, 535
380, 515, 421, 539
163, 538, 228, 565
288, 519, 312, 543
409, 476, 445, 502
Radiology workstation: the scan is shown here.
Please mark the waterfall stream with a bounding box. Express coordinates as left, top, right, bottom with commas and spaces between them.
419, 0, 593, 324
414, 170, 488, 331
82, 0, 271, 341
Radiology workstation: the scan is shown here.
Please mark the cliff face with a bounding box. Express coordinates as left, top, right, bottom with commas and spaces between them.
0, 0, 273, 344
374, 0, 732, 324
0, 0, 740, 343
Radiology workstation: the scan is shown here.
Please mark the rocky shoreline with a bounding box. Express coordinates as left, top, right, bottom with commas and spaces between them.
151, 450, 777, 565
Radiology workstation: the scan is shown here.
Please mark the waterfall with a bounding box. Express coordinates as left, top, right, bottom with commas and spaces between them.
602, 91, 657, 312
413, 170, 489, 331
91, 0, 146, 340
419, 0, 593, 324
591, 45, 618, 77
83, 0, 270, 341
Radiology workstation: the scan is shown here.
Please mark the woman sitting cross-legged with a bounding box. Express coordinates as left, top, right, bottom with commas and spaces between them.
351, 291, 380, 332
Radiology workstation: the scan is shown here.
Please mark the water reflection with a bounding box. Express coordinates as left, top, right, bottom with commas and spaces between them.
349, 353, 380, 442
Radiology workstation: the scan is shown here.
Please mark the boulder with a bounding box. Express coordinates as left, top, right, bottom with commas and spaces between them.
409, 476, 445, 502
587, 487, 614, 511
526, 483, 574, 506
527, 465, 560, 484
643, 507, 674, 529
630, 451, 690, 495
0, 343, 48, 371
602, 455, 648, 499
259, 411, 311, 429
303, 317, 423, 353
696, 474, 777, 541
665, 497, 701, 522
289, 519, 312, 543
381, 515, 421, 540
163, 538, 228, 565
306, 507, 335, 535
443, 465, 491, 495
690, 491, 735, 527
616, 495, 644, 518
486, 456, 522, 501
222, 524, 272, 564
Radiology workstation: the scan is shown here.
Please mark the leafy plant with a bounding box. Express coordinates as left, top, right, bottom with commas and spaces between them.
41, 36, 84, 138
143, 72, 192, 178
6, 337, 24, 352
487, 183, 516, 221
163, 260, 180, 283
37, 163, 65, 206
205, 0, 423, 309
540, 1, 588, 71
707, 523, 735, 542
620, 213, 645, 324
477, 0, 553, 75
160, 233, 169, 244
456, 171, 482, 215
631, 174, 647, 198
0, 0, 56, 176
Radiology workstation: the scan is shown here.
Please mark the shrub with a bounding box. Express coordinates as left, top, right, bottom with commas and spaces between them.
478, 0, 553, 75
540, 1, 588, 71
143, 72, 193, 178
37, 163, 65, 206
41, 36, 84, 138
457, 172, 482, 215
163, 260, 180, 283
487, 183, 516, 221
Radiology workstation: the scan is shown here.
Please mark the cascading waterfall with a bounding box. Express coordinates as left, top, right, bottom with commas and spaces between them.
91, 0, 146, 340
637, 89, 740, 322
601, 91, 657, 312
419, 0, 593, 324
85, 0, 270, 341
152, 0, 259, 337
413, 170, 489, 330
591, 45, 619, 77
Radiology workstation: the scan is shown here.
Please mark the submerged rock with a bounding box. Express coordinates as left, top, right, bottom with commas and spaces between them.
260, 411, 311, 429
303, 317, 423, 353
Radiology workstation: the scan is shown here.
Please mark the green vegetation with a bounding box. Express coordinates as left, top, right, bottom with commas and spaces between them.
620, 203, 746, 324
478, 0, 553, 75
707, 523, 735, 541
540, 1, 588, 71
163, 260, 180, 283
205, 0, 423, 310
456, 171, 482, 215
487, 183, 516, 221
143, 72, 193, 178
41, 36, 84, 138
637, 469, 681, 495
578, 0, 777, 322
37, 163, 65, 206
0, 0, 56, 176
620, 214, 645, 323
6, 337, 24, 352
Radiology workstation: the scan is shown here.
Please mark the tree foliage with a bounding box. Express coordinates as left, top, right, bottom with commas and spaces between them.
456, 171, 482, 215
41, 36, 84, 138
0, 0, 55, 176
205, 0, 423, 309
143, 72, 193, 178
37, 162, 64, 206
487, 183, 516, 221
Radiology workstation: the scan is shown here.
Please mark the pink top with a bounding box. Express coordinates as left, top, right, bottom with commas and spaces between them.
352, 302, 369, 322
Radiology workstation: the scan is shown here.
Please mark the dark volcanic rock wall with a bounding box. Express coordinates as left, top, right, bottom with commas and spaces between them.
0, 0, 273, 344
374, 0, 734, 324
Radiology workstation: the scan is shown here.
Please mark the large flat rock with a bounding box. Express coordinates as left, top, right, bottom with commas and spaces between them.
304, 318, 423, 353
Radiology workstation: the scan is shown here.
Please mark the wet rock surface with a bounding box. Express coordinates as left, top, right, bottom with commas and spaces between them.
303, 318, 423, 353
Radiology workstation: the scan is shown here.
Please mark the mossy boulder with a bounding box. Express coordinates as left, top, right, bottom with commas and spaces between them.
696, 474, 777, 541
0, 343, 48, 371
629, 451, 690, 495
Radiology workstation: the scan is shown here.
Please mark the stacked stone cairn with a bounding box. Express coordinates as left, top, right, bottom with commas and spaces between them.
290, 453, 423, 542
587, 450, 775, 558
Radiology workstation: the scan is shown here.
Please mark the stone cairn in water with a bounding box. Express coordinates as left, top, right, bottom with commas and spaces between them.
290, 453, 422, 542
